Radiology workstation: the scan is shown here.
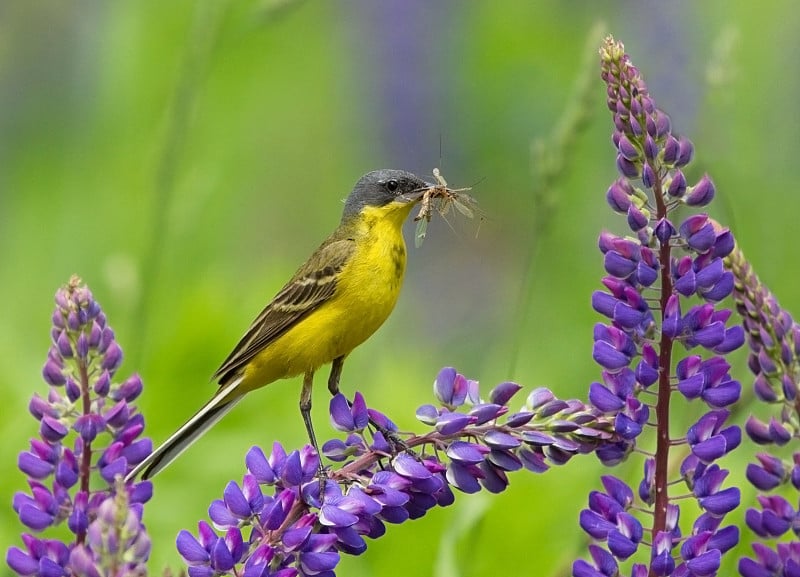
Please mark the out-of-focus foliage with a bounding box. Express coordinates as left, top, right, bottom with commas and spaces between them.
2, 1, 799, 575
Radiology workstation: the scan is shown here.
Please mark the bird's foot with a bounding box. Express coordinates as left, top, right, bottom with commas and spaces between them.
383, 428, 408, 454
368, 417, 408, 455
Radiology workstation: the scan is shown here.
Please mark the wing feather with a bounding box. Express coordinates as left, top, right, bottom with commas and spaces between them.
212, 238, 354, 384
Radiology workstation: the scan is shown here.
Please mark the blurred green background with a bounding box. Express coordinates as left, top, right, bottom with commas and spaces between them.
3, 1, 800, 575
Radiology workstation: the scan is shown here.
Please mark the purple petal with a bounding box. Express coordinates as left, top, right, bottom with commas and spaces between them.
18, 452, 55, 479
489, 381, 522, 406
592, 341, 630, 371
177, 530, 210, 563
677, 373, 705, 399
604, 250, 637, 278
188, 567, 214, 577
521, 431, 555, 446
245, 446, 275, 484
685, 175, 715, 207
351, 392, 369, 431
468, 403, 504, 425
366, 408, 396, 432
505, 411, 534, 427
699, 487, 740, 515
486, 449, 522, 472
738, 558, 771, 577
379, 505, 410, 524
332, 526, 366, 554
579, 509, 615, 539
39, 417, 68, 443
99, 457, 126, 483
74, 414, 104, 443
6, 547, 39, 575
434, 412, 474, 435
433, 367, 457, 405
446, 441, 486, 464
608, 528, 637, 560
223, 482, 251, 518
450, 373, 471, 407
122, 439, 153, 467
701, 380, 741, 408
209, 500, 239, 528
415, 404, 439, 425
370, 486, 409, 508
602, 475, 634, 508
707, 525, 738, 554
280, 451, 303, 486
299, 551, 340, 574
42, 360, 66, 386
616, 154, 640, 178
692, 436, 727, 462
210, 538, 234, 572
321, 439, 350, 461
483, 430, 520, 450
614, 413, 642, 440
282, 526, 311, 552
445, 462, 481, 493
102, 401, 130, 428
589, 382, 624, 411
526, 387, 555, 409
18, 505, 55, 531
329, 394, 354, 432
319, 505, 358, 528
478, 461, 509, 494
712, 325, 744, 354
685, 550, 721, 576
392, 453, 432, 479
101, 342, 123, 372
39, 557, 68, 577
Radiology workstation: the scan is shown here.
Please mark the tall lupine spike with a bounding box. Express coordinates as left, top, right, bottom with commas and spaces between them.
726, 244, 800, 577
6, 277, 152, 577
178, 378, 619, 577
574, 36, 743, 576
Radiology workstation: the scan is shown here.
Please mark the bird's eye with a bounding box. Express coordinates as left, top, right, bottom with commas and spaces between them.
385, 179, 400, 193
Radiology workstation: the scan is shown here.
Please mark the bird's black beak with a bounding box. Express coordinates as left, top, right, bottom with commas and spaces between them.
406, 188, 430, 204
399, 179, 436, 203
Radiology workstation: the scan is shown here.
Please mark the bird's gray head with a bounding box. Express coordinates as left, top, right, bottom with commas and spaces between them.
342, 169, 431, 219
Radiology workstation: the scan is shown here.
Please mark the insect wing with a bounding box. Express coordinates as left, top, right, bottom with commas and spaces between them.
415, 217, 428, 248
452, 196, 475, 219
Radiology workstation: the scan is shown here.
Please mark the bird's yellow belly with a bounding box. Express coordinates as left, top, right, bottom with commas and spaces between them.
243, 214, 408, 386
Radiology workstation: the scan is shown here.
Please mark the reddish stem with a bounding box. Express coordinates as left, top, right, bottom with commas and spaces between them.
77, 357, 92, 545
651, 161, 673, 549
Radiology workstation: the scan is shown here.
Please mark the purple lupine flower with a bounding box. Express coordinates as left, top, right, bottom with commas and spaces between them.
726, 246, 800, 576
6, 277, 152, 576
573, 37, 743, 576
179, 374, 618, 577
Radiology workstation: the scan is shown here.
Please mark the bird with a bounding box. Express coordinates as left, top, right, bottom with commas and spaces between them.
126, 169, 432, 481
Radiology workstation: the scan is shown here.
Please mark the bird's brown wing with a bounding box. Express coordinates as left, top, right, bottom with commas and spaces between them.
212, 237, 355, 384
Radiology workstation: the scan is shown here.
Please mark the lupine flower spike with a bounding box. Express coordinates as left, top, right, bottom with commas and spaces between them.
177, 369, 619, 577
6, 276, 153, 577
726, 246, 800, 577
574, 37, 744, 577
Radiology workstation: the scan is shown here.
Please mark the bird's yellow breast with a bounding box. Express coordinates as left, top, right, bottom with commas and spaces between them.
242, 201, 414, 386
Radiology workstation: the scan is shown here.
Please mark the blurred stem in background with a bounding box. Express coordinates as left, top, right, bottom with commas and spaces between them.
507, 22, 605, 379
131, 2, 224, 366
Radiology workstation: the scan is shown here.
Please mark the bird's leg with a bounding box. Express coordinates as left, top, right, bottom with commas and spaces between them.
326, 357, 407, 454
327, 356, 344, 395
300, 370, 327, 496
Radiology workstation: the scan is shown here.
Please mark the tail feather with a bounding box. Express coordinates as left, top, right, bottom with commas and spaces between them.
126, 378, 244, 481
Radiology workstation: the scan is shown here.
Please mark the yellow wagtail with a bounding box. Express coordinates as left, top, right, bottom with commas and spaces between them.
127, 169, 433, 480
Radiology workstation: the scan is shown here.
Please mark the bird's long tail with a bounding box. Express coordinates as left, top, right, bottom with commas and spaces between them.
125, 377, 244, 481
